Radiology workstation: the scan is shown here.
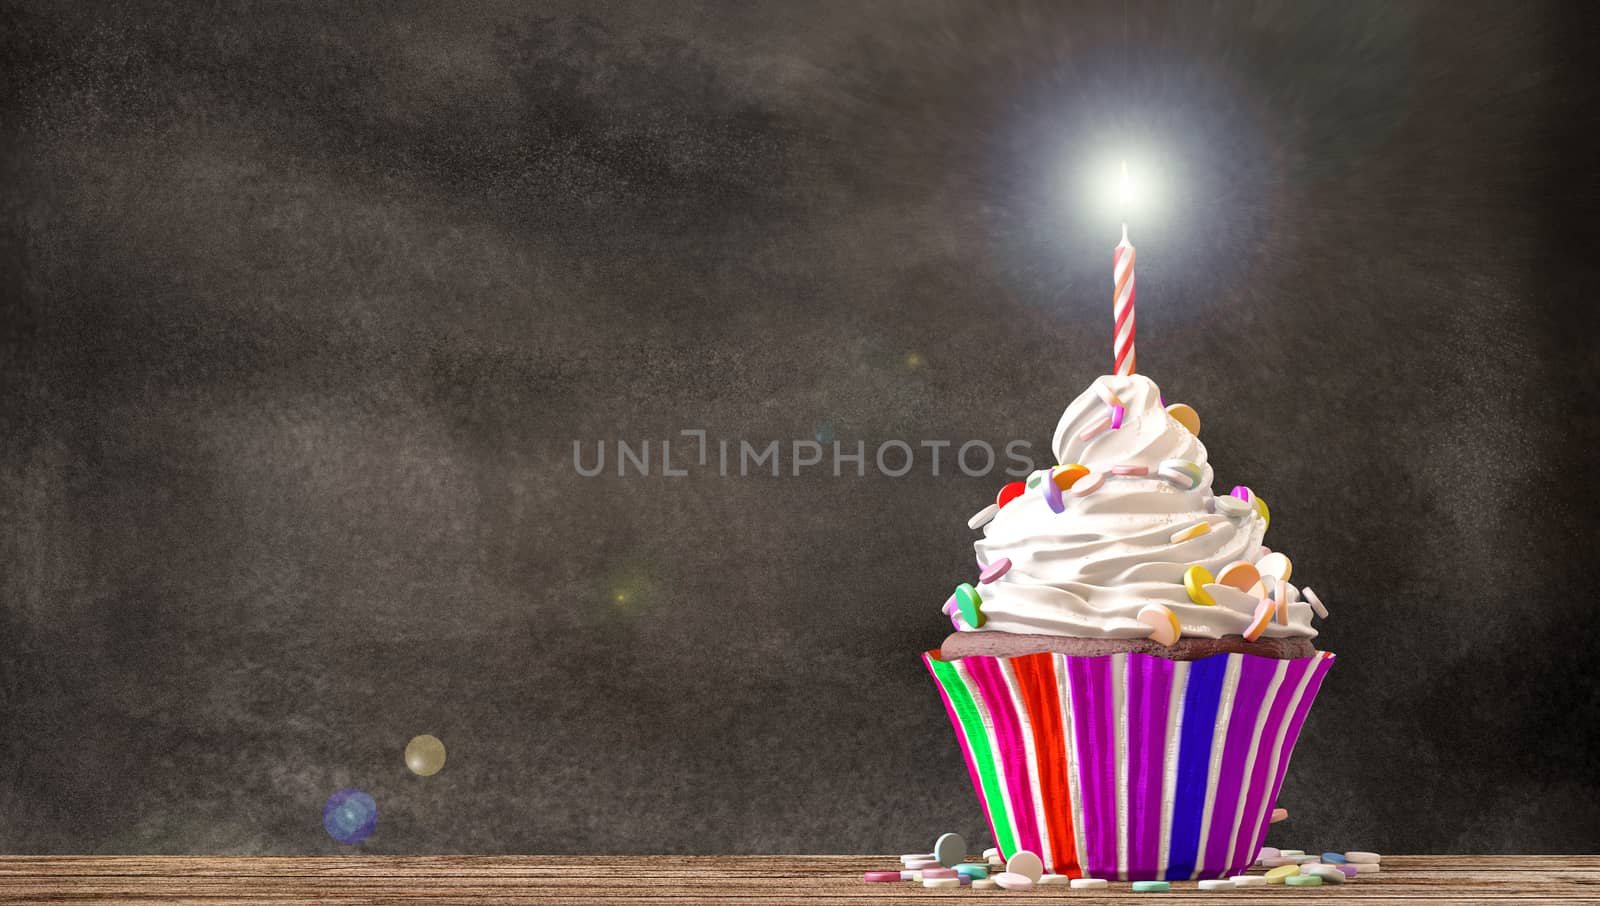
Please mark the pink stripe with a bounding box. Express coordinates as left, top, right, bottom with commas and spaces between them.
1227, 658, 1314, 868
1258, 655, 1335, 845
923, 654, 1001, 852
966, 657, 1044, 858
1066, 656, 1117, 873
1124, 655, 1174, 877
1199, 656, 1276, 877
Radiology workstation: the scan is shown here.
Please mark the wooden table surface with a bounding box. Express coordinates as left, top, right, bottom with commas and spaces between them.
0, 855, 1595, 904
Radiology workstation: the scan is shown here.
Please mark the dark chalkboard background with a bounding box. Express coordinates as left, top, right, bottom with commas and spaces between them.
3, 1, 1598, 855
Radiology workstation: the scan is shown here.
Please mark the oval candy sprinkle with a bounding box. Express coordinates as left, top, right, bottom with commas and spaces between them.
1255, 495, 1271, 530
1112, 463, 1149, 476
1170, 521, 1211, 544
1137, 604, 1182, 646
922, 868, 958, 879
971, 879, 997, 889
1005, 851, 1043, 883
1258, 847, 1281, 861
1285, 874, 1323, 887
954, 585, 985, 628
1214, 495, 1253, 518
1303, 586, 1329, 619
1198, 879, 1235, 891
1216, 560, 1262, 592
1079, 415, 1113, 441
1271, 807, 1289, 823
1257, 552, 1293, 581
993, 872, 1033, 890
978, 558, 1011, 584
1264, 864, 1300, 883
1038, 875, 1070, 886
923, 877, 959, 888
1243, 598, 1274, 641
1165, 403, 1201, 435
1070, 470, 1107, 497
1352, 862, 1381, 874
1321, 852, 1348, 864
1345, 851, 1381, 864
1053, 463, 1091, 489
967, 504, 999, 530
1132, 880, 1171, 892
996, 482, 1026, 508
1230, 485, 1254, 503
862, 871, 900, 882
1231, 875, 1267, 886
1335, 865, 1359, 878
1158, 459, 1204, 490
1070, 878, 1109, 889
1184, 565, 1218, 606
955, 864, 988, 879
933, 832, 966, 867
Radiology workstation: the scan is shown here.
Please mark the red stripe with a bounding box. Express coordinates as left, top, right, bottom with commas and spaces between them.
1011, 653, 1081, 878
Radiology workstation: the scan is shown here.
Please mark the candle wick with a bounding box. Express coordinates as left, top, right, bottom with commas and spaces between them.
1121, 222, 1129, 245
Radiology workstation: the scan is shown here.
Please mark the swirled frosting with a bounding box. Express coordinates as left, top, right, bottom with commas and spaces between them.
962, 374, 1318, 641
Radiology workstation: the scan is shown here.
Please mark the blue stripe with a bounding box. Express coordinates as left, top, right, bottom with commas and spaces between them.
1164, 656, 1227, 880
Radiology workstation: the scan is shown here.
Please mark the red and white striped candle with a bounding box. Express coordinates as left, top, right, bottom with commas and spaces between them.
1113, 222, 1137, 375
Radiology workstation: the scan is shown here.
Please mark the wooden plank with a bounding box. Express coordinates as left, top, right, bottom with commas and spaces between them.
0, 856, 1595, 905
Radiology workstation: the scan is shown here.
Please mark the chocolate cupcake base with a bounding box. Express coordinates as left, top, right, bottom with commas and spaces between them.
938, 630, 1318, 661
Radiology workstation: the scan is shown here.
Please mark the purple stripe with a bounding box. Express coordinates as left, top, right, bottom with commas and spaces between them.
1067, 656, 1117, 874
1124, 655, 1174, 877
1258, 655, 1336, 844
1198, 656, 1277, 877
1228, 657, 1314, 868
966, 657, 1043, 858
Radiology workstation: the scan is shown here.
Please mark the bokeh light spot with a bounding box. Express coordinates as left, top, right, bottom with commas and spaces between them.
322, 788, 378, 845
405, 734, 447, 777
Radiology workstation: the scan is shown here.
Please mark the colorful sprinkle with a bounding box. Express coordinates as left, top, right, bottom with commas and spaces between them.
954, 585, 984, 628
1271, 808, 1289, 823
1071, 878, 1109, 889
1344, 852, 1381, 864
1110, 405, 1126, 429
1198, 879, 1236, 891
1334, 865, 1359, 878
922, 868, 958, 879
967, 504, 999, 530
1258, 847, 1281, 861
1183, 565, 1218, 606
1321, 852, 1348, 864
1303, 864, 1345, 884
1255, 495, 1271, 530
1231, 485, 1254, 502
1352, 862, 1381, 874
1303, 586, 1329, 619
1165, 403, 1201, 435
1079, 415, 1113, 441
1286, 874, 1323, 887
955, 864, 989, 879
1070, 470, 1108, 497
996, 482, 1026, 508
863, 871, 901, 882
1216, 560, 1262, 592
978, 558, 1012, 584
922, 877, 959, 888
1231, 875, 1268, 887
1094, 383, 1124, 408
1137, 604, 1182, 646
971, 879, 997, 889
1158, 459, 1204, 490
1005, 851, 1043, 883
1132, 880, 1171, 892
1112, 463, 1150, 476
1169, 521, 1211, 544
1258, 552, 1293, 581
1243, 598, 1274, 641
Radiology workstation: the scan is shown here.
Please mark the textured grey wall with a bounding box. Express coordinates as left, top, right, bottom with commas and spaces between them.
3, 1, 1597, 855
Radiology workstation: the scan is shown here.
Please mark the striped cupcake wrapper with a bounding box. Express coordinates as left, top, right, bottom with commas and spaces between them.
925, 649, 1334, 881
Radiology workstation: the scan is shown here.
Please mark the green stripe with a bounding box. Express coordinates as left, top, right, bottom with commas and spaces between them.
928, 656, 1018, 854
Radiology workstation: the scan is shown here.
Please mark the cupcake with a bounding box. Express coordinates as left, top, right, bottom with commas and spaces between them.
926, 373, 1334, 881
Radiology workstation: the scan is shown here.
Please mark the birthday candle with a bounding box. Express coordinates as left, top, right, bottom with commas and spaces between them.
1113, 222, 1137, 375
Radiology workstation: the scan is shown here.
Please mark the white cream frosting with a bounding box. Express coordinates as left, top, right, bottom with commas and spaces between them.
965, 374, 1318, 641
